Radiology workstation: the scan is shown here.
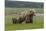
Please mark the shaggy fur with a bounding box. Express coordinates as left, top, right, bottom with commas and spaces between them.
12, 10, 36, 24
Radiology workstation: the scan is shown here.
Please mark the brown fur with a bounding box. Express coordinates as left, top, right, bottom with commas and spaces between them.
21, 10, 36, 23
12, 10, 36, 24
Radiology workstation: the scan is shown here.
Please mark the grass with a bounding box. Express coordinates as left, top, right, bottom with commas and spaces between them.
5, 15, 44, 30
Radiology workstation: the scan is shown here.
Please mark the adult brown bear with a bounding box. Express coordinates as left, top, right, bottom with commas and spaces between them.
21, 9, 36, 23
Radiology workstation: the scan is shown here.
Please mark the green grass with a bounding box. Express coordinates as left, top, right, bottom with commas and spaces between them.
5, 15, 44, 30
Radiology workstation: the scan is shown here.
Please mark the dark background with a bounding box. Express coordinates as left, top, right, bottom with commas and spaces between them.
5, 1, 44, 8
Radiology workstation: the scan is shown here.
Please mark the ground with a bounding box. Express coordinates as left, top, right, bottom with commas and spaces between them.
5, 7, 44, 31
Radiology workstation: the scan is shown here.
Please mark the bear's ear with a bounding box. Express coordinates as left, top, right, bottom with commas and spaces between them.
34, 14, 36, 16
30, 11, 32, 13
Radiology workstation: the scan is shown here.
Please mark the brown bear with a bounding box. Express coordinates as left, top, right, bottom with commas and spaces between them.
12, 9, 36, 24
21, 9, 36, 23
25, 11, 36, 23
12, 15, 26, 24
